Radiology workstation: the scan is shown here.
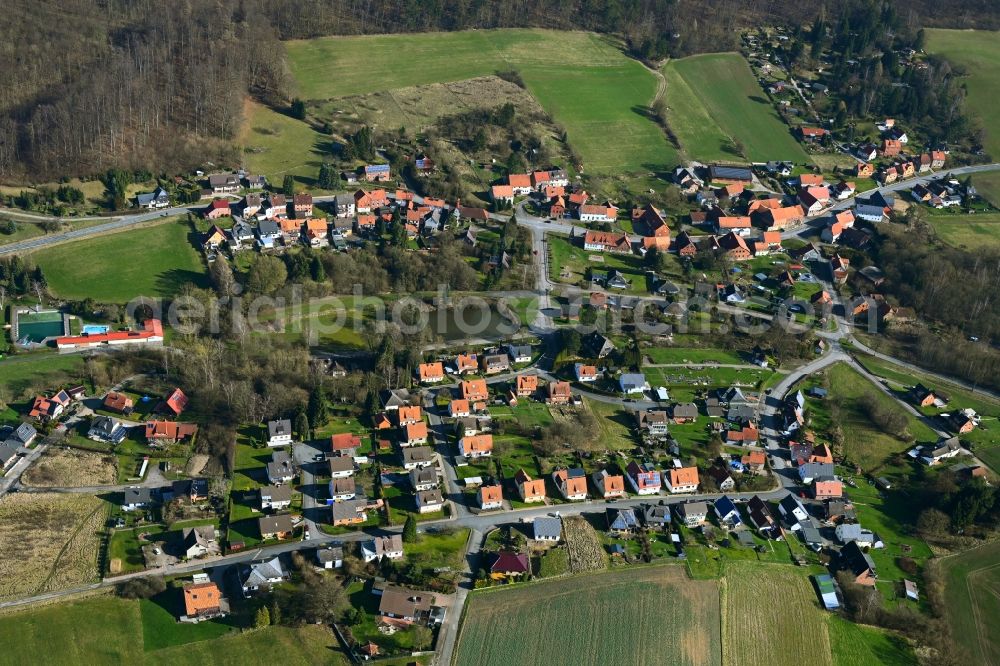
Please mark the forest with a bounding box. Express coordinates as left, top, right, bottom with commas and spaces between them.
3, 0, 1000, 182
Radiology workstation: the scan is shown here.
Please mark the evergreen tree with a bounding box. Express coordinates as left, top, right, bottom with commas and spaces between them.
318, 163, 335, 190
282, 175, 295, 196
254, 605, 271, 628
294, 410, 310, 441
290, 98, 306, 120
310, 255, 326, 282
269, 600, 282, 626
402, 515, 418, 543
307, 388, 329, 428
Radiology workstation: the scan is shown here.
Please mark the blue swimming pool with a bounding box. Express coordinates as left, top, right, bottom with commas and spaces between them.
81, 324, 110, 335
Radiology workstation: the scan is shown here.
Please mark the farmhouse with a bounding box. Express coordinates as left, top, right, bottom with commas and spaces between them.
583, 230, 630, 252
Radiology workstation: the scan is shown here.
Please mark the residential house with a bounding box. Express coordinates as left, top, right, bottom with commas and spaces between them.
636, 410, 669, 436
460, 379, 489, 402
329, 477, 357, 502
257, 219, 281, 247
778, 495, 809, 523
717, 231, 752, 260
181, 526, 219, 559
316, 546, 344, 570
592, 469, 627, 499
741, 450, 767, 474
333, 194, 356, 218
28, 391, 70, 422
145, 421, 198, 446
136, 187, 170, 209
641, 503, 671, 529
88, 416, 128, 445
240, 557, 287, 596
490, 552, 530, 579
482, 354, 510, 375
835, 524, 882, 549
259, 484, 292, 511
266, 450, 295, 485
606, 507, 640, 535
515, 375, 538, 397
362, 164, 391, 182
532, 516, 562, 542
266, 419, 293, 447
5, 423, 37, 448
401, 446, 435, 470
702, 463, 736, 492
331, 433, 362, 457
409, 467, 437, 492
856, 161, 875, 177
666, 467, 699, 493
102, 391, 134, 414
552, 468, 588, 501
378, 584, 434, 623
714, 216, 752, 236
840, 541, 878, 586
746, 496, 779, 538
478, 483, 503, 510
726, 425, 759, 446
455, 353, 479, 375
459, 434, 493, 458
824, 498, 857, 523
168, 478, 208, 504
546, 381, 572, 405
122, 487, 153, 511
515, 469, 546, 503
798, 462, 835, 484
760, 205, 805, 230
292, 193, 313, 218
626, 461, 662, 495
449, 400, 471, 419
798, 518, 823, 551
814, 479, 843, 499
209, 173, 240, 194
182, 581, 224, 620
671, 403, 699, 424
574, 363, 598, 382
579, 204, 620, 224
417, 362, 445, 383
400, 422, 429, 447
619, 373, 649, 395
161, 388, 189, 416
204, 200, 231, 222
394, 405, 422, 427
714, 496, 742, 526
709, 164, 753, 183
331, 498, 369, 526
679, 500, 709, 527
416, 489, 445, 514
258, 514, 294, 540
915, 436, 962, 465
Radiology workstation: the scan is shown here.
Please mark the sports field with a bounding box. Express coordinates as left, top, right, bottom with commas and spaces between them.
0, 594, 346, 665
31, 218, 207, 302
662, 53, 810, 163
926, 29, 1000, 160
454, 565, 721, 666
284, 29, 678, 173
723, 563, 832, 666
927, 211, 1000, 251
940, 541, 1000, 665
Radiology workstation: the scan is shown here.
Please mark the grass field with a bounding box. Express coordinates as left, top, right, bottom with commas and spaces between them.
927, 211, 1000, 251
284, 29, 677, 174
940, 541, 1000, 665
722, 563, 832, 666
825, 363, 938, 470
239, 101, 335, 189
455, 565, 721, 666
662, 53, 809, 163
0, 353, 85, 401
0, 594, 345, 665
974, 171, 1000, 207
0, 493, 104, 601
827, 615, 916, 666
31, 218, 207, 302
926, 30, 1000, 160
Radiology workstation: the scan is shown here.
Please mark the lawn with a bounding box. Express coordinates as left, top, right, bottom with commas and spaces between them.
283, 29, 677, 175
926, 29, 1000, 160
662, 53, 810, 163
827, 615, 916, 666
643, 346, 747, 365
547, 233, 662, 292
939, 540, 1000, 665
824, 363, 938, 471
722, 563, 832, 666
585, 398, 639, 451
31, 217, 207, 302
0, 353, 85, 401
455, 565, 721, 666
0, 593, 345, 665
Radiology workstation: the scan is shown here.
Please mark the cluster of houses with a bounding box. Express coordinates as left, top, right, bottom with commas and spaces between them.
909, 173, 975, 209
850, 120, 947, 186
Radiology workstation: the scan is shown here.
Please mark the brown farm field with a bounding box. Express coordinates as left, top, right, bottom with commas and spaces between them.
22, 448, 118, 487
722, 563, 832, 666
0, 493, 104, 601
454, 565, 721, 666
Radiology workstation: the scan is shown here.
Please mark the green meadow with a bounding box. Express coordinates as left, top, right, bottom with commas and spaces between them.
31, 218, 207, 302
662, 53, 810, 163
926, 29, 1000, 160
284, 29, 678, 174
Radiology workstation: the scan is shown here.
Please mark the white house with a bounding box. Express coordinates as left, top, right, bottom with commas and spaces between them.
266, 419, 293, 447
416, 489, 445, 514
259, 485, 292, 511
835, 523, 883, 549
619, 373, 649, 395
